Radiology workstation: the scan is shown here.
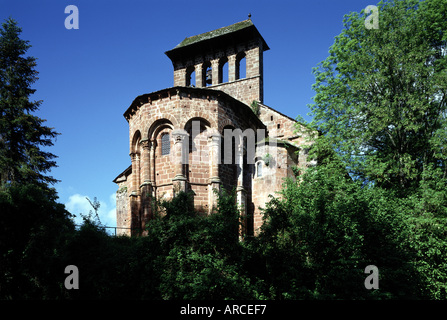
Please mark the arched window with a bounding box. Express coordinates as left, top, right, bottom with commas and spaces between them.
161, 133, 170, 155
186, 66, 195, 87
218, 57, 228, 84
185, 119, 211, 166
256, 161, 263, 177
236, 52, 246, 80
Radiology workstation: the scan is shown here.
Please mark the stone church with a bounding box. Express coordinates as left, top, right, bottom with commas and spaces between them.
113, 18, 311, 236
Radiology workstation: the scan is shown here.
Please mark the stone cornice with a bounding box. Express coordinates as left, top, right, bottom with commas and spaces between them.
123, 86, 265, 131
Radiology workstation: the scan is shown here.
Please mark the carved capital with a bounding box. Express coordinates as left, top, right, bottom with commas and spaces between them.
139, 139, 151, 150
236, 186, 246, 193
209, 177, 221, 184
171, 129, 189, 144
207, 129, 221, 146
129, 152, 140, 162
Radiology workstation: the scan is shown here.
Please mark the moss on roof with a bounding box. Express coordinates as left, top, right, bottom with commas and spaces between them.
174, 19, 254, 49
256, 137, 300, 149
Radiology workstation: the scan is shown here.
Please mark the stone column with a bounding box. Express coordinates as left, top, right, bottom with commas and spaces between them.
235, 140, 247, 238
211, 59, 219, 86
228, 54, 236, 82
129, 152, 140, 196
174, 68, 187, 87
172, 129, 188, 195
195, 63, 203, 88
235, 140, 244, 189
208, 130, 221, 212
139, 139, 151, 187
149, 138, 156, 196
129, 152, 141, 235
139, 139, 153, 231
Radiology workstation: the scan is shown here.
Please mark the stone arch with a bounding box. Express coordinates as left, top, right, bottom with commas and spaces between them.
184, 117, 211, 138
130, 130, 142, 154
129, 130, 142, 201
144, 114, 179, 139
221, 123, 236, 134
149, 119, 175, 161
184, 117, 212, 169
218, 118, 237, 133
184, 117, 211, 131
147, 118, 174, 141
186, 65, 195, 87
254, 156, 264, 178
182, 111, 217, 130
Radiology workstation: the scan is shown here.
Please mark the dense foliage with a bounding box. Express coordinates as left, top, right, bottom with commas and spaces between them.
2, 179, 446, 299
309, 0, 447, 196
304, 0, 447, 299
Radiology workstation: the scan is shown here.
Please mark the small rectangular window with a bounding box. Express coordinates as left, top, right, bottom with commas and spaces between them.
257, 161, 263, 177
161, 133, 170, 155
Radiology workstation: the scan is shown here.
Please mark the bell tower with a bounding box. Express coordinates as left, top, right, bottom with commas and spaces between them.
165, 19, 269, 106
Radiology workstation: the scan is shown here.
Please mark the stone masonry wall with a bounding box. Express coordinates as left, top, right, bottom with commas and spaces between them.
251, 145, 298, 232
115, 182, 129, 236
172, 38, 264, 105
120, 88, 266, 232
209, 77, 261, 107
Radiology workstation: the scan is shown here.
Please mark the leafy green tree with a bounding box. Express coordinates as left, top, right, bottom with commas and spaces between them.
299, 0, 447, 299
257, 161, 423, 299
152, 189, 263, 299
0, 18, 59, 191
309, 0, 447, 195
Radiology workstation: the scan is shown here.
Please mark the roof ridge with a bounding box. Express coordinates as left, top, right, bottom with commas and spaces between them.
173, 19, 253, 49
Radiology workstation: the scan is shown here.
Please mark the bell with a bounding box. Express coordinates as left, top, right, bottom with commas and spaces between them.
205, 68, 212, 85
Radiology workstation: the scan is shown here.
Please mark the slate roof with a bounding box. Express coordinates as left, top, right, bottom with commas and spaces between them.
173, 20, 255, 49
165, 19, 269, 60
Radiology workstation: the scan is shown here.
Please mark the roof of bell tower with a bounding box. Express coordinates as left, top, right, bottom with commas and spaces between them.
165, 19, 269, 61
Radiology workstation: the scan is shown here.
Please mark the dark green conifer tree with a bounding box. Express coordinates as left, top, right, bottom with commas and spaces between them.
0, 17, 59, 192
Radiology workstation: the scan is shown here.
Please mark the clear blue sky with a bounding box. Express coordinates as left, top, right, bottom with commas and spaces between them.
1, 0, 376, 228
